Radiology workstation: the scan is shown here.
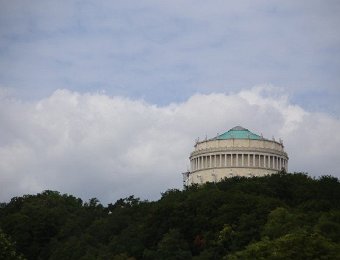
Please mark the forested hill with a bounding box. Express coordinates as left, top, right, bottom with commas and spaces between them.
1, 172, 340, 260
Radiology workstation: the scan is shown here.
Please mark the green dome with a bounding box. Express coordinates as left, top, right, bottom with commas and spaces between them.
215, 126, 263, 140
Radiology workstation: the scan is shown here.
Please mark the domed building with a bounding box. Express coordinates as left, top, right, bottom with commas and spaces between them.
183, 126, 288, 186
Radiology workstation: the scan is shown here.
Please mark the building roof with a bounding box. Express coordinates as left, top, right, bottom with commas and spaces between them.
214, 126, 263, 140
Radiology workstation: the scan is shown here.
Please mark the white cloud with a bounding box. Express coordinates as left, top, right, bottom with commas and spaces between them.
0, 86, 339, 203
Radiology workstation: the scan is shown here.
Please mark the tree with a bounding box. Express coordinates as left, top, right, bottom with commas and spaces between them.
225, 231, 340, 260
0, 228, 25, 260
144, 229, 192, 260
1, 173, 339, 259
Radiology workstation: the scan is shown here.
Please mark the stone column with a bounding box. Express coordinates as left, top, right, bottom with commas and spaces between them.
279, 157, 282, 170
231, 154, 233, 167
267, 155, 269, 168
242, 154, 244, 167
264, 155, 266, 168
282, 159, 284, 169
268, 155, 270, 168
276, 157, 278, 170
268, 156, 270, 168
247, 154, 250, 167
282, 158, 285, 169
236, 154, 239, 167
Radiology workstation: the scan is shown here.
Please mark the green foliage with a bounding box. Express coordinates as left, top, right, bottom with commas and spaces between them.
0, 228, 25, 260
225, 231, 340, 260
315, 210, 340, 243
0, 172, 339, 259
144, 229, 192, 259
262, 207, 301, 239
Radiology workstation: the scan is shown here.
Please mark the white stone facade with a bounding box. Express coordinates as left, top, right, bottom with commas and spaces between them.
183, 127, 289, 186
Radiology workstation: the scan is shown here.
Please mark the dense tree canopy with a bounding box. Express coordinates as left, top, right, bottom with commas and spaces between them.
0, 172, 339, 259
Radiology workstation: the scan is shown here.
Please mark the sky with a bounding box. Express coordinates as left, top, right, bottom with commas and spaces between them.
0, 1, 340, 204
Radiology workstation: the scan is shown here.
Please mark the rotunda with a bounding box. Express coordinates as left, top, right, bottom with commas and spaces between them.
183, 126, 289, 185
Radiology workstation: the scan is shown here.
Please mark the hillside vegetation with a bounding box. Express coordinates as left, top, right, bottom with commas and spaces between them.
1, 172, 340, 259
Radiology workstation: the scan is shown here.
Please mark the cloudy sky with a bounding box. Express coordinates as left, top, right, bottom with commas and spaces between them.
1, 1, 340, 204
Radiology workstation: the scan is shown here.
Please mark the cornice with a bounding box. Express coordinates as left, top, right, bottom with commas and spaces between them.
190, 147, 288, 159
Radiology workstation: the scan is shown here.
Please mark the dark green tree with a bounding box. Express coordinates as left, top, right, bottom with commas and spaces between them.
0, 228, 25, 260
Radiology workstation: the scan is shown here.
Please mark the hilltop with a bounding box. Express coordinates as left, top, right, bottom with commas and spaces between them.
1, 172, 340, 259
